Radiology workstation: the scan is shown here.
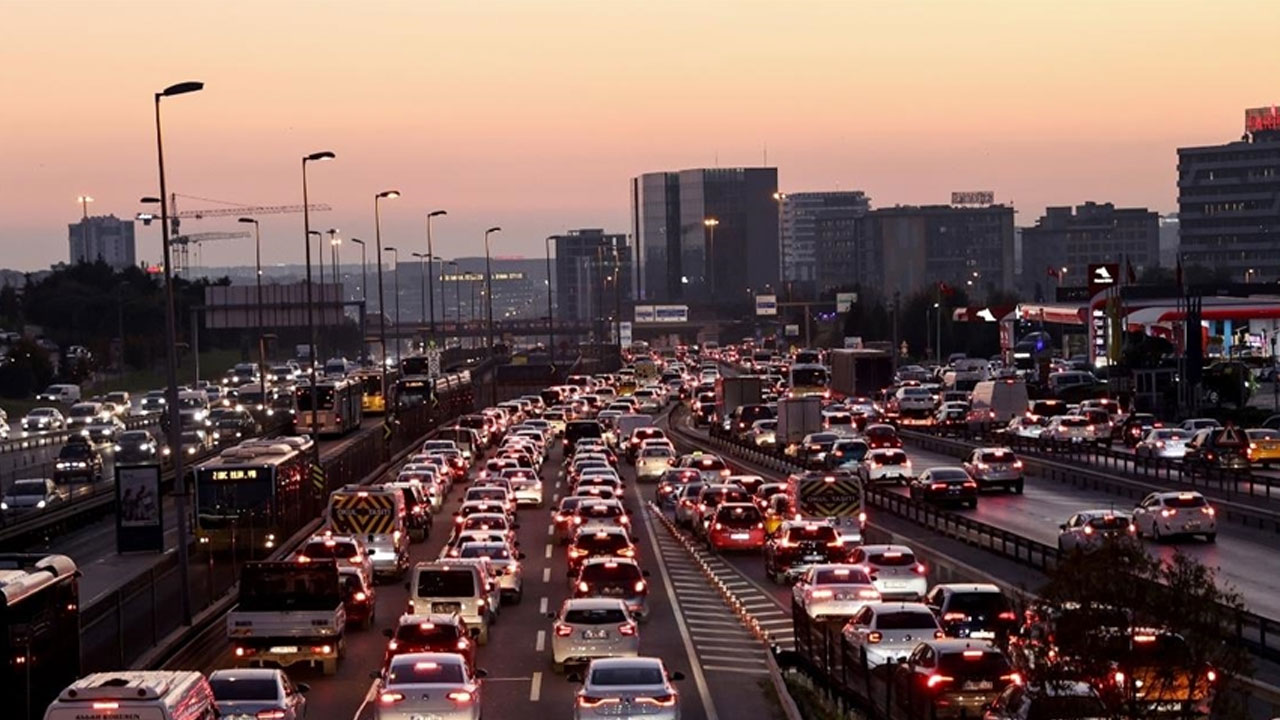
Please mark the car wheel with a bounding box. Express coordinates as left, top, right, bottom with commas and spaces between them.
1152, 524, 1164, 543
1014, 480, 1024, 495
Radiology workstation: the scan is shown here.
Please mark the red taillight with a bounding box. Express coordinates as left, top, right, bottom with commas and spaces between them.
379, 692, 405, 704
1113, 671, 1126, 685
618, 622, 637, 636
942, 612, 967, 621
998, 611, 1016, 620
257, 710, 288, 720
92, 703, 119, 711
914, 563, 926, 574
1203, 506, 1216, 516
926, 674, 954, 689
578, 581, 590, 593
354, 591, 368, 602
447, 690, 474, 704
930, 482, 947, 490
1161, 508, 1177, 518
555, 622, 574, 636
811, 589, 834, 599
1003, 672, 1024, 687
635, 580, 647, 593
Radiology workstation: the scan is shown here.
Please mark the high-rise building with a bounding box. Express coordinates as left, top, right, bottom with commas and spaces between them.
1020, 202, 1159, 297
68, 215, 136, 269
781, 191, 871, 295
861, 203, 1015, 298
1178, 106, 1280, 281
631, 167, 778, 303
551, 229, 631, 327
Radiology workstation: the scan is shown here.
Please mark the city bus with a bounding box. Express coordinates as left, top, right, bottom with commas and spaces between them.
789, 362, 831, 398
192, 436, 317, 553
396, 374, 433, 410
400, 354, 431, 377
295, 376, 364, 436
1, 553, 80, 720
353, 367, 398, 415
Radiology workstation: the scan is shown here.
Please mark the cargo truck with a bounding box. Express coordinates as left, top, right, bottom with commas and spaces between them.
714, 376, 764, 435
227, 560, 346, 674
776, 395, 823, 452
829, 348, 894, 399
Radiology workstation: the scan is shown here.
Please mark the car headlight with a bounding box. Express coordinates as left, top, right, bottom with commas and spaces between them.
0, 502, 7, 510
36, 500, 46, 509
113, 444, 122, 452
193, 411, 205, 421
80, 429, 90, 437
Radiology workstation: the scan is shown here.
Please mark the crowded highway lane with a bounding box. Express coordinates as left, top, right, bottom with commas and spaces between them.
191, 430, 727, 720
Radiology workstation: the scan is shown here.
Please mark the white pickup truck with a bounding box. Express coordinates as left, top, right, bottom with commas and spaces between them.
227, 560, 347, 674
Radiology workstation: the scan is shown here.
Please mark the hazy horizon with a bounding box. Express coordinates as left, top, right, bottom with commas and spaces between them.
3, 0, 1277, 271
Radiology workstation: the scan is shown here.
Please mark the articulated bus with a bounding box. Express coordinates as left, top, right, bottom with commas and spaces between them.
1, 553, 80, 720
788, 362, 831, 398
295, 377, 364, 436
354, 368, 398, 415
192, 437, 317, 553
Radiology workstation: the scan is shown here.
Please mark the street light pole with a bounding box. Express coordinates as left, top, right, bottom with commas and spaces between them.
446, 260, 460, 348
302, 151, 335, 462
703, 218, 719, 296
426, 210, 446, 339
545, 236, 555, 365
412, 252, 428, 339
483, 227, 501, 355
385, 246, 401, 364
374, 190, 400, 401
152, 79, 203, 627
350, 238, 368, 363
78, 195, 94, 220
237, 217, 266, 391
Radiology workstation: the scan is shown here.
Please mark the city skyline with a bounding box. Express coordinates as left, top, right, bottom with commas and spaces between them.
4, 1, 1279, 271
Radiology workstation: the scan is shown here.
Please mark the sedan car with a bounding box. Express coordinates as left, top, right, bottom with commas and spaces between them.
749, 419, 777, 448
1, 478, 65, 513
1132, 491, 1216, 542
1246, 428, 1280, 466
705, 502, 767, 551
858, 448, 913, 486
1042, 415, 1092, 444
961, 447, 1024, 494
208, 667, 309, 720
567, 528, 638, 575
21, 407, 65, 433
1134, 428, 1192, 459
1057, 510, 1137, 552
1002, 415, 1047, 439
115, 429, 166, 464
841, 602, 945, 667
550, 598, 641, 672
791, 564, 880, 621
572, 656, 683, 720
765, 521, 847, 583
893, 640, 1019, 719
53, 439, 103, 482
848, 544, 928, 601
382, 614, 476, 673
909, 467, 979, 508
375, 652, 483, 720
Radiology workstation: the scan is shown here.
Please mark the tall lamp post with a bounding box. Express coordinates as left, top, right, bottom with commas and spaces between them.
545, 236, 555, 365
151, 79, 203, 627
446, 260, 460, 347
237, 217, 267, 391
483, 227, 502, 354
385, 247, 401, 364
374, 190, 400, 400
308, 230, 323, 359
350, 238, 368, 361
302, 150, 335, 464
330, 231, 342, 323
703, 218, 719, 296
426, 210, 446, 339
411, 251, 428, 342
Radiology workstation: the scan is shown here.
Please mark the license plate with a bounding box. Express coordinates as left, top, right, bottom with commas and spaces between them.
731, 533, 750, 540
269, 645, 299, 654
433, 602, 461, 613
970, 630, 995, 639
962, 681, 994, 691
409, 714, 443, 720
803, 555, 824, 562
583, 629, 610, 639
885, 581, 905, 588
1185, 523, 1201, 530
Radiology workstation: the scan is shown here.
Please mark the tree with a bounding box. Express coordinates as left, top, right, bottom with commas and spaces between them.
1025, 542, 1251, 718
0, 338, 54, 398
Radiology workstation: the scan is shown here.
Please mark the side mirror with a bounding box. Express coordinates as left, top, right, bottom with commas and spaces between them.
566, 672, 583, 684
518, 552, 527, 560
383, 628, 394, 638
642, 570, 651, 578
296, 683, 311, 694
670, 671, 686, 682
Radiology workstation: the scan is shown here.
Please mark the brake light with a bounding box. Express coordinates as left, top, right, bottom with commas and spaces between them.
447, 690, 474, 704
257, 710, 288, 720
867, 631, 882, 643
962, 481, 978, 489
930, 482, 947, 490
926, 674, 954, 688
578, 581, 589, 593
811, 589, 834, 599
962, 650, 985, 659
555, 623, 574, 637
92, 703, 120, 711
1202, 506, 1216, 516
998, 611, 1016, 620
859, 589, 881, 599
914, 563, 926, 574
1161, 508, 1177, 518
635, 580, 647, 593
618, 622, 637, 636
1083, 525, 1094, 535
578, 695, 616, 708
1114, 671, 1126, 685
379, 692, 404, 704
637, 693, 678, 707
1002, 672, 1024, 686
943, 612, 967, 621
354, 591, 368, 602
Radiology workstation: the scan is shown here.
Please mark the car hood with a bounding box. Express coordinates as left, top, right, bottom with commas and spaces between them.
214, 700, 281, 716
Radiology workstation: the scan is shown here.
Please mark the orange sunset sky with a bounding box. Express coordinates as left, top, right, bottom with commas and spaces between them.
2, 0, 1278, 271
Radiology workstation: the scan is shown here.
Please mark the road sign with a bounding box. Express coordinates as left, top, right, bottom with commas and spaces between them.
311, 463, 327, 492
755, 294, 778, 316
836, 292, 858, 313
383, 420, 394, 441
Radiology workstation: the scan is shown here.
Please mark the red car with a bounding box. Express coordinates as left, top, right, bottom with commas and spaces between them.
339, 566, 375, 629
706, 503, 767, 551
382, 613, 475, 672
865, 424, 903, 450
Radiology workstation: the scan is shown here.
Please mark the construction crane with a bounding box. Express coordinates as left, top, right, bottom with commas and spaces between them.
172, 231, 252, 275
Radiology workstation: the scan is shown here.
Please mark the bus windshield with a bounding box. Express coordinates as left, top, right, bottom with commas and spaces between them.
195, 470, 273, 525
295, 385, 335, 411
791, 368, 828, 387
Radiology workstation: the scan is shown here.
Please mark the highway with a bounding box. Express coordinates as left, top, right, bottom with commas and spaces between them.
177, 410, 783, 720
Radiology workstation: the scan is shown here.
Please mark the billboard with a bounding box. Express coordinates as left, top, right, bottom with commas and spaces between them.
1087, 263, 1119, 295
116, 464, 163, 552
619, 321, 633, 347
653, 305, 688, 323
755, 294, 778, 316
634, 305, 656, 323
440, 272, 525, 282
1246, 106, 1280, 133
951, 191, 995, 206
205, 283, 347, 329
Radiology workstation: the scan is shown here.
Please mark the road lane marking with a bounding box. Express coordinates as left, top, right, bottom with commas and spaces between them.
702, 665, 769, 675
543, 567, 551, 583
699, 654, 768, 664
539, 596, 548, 614
546, 523, 554, 536
352, 681, 377, 720
529, 671, 543, 702
544, 543, 553, 559
640, 506, 719, 720
535, 629, 546, 652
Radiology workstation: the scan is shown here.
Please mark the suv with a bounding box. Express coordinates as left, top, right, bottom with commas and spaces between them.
567, 527, 637, 575
295, 533, 374, 585
572, 557, 651, 619
892, 640, 1018, 719
764, 521, 846, 584
53, 438, 104, 482
407, 562, 494, 644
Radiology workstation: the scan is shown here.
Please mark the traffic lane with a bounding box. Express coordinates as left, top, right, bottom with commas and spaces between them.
899, 446, 1280, 620
1099, 442, 1280, 504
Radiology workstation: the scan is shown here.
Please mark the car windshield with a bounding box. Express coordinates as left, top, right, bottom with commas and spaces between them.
395, 622, 462, 644
59, 445, 91, 458
877, 610, 938, 630
815, 568, 871, 584
868, 550, 915, 566
580, 563, 642, 582
784, 525, 838, 544
1153, 430, 1188, 440
715, 505, 762, 523
119, 432, 150, 443
928, 469, 969, 481
69, 406, 97, 417
874, 451, 907, 465
979, 451, 1016, 463
31, 409, 57, 417
417, 570, 478, 597
387, 659, 465, 685
209, 677, 277, 701
460, 544, 511, 560
937, 651, 1011, 676
301, 540, 358, 560
576, 534, 631, 552
1163, 494, 1207, 508
11, 482, 47, 496
1059, 417, 1088, 427
1087, 515, 1130, 530
945, 592, 1010, 615
564, 606, 629, 624
1248, 429, 1280, 440
590, 665, 664, 686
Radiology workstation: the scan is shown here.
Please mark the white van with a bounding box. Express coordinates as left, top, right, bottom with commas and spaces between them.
966, 379, 1030, 431
36, 384, 81, 405
46, 671, 217, 720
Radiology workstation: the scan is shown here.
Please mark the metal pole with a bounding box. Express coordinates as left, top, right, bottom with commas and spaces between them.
427, 210, 446, 338
390, 249, 401, 363
351, 238, 367, 363
613, 244, 622, 347
484, 227, 501, 354
375, 197, 389, 400
192, 308, 200, 385
891, 290, 901, 374
302, 151, 334, 466
546, 236, 555, 365
153, 82, 201, 627
471, 281, 477, 350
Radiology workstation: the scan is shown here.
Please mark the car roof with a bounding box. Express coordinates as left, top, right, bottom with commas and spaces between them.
858, 544, 913, 555
933, 583, 1001, 594
562, 597, 629, 611
209, 667, 282, 681
863, 601, 932, 613
399, 613, 464, 626
588, 656, 663, 671
919, 638, 1000, 653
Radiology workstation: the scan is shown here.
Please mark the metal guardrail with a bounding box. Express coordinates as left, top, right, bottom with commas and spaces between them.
672, 406, 1280, 664
0, 415, 158, 455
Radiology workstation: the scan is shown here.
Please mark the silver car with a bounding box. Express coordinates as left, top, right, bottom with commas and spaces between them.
847, 545, 928, 600
572, 656, 683, 720
1132, 491, 1217, 542
635, 446, 676, 482
1057, 510, 1137, 552
961, 447, 1024, 494
549, 598, 640, 671
791, 564, 882, 621
749, 419, 777, 448
0, 478, 65, 513
859, 448, 913, 485
841, 602, 944, 667
1134, 428, 1191, 459
1042, 415, 1092, 443
209, 667, 309, 720
375, 652, 483, 720
457, 542, 524, 604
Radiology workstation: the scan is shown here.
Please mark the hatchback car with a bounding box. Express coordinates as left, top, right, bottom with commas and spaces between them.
549, 598, 640, 672
22, 406, 65, 432
374, 652, 484, 720
893, 640, 1019, 719
635, 446, 676, 482
859, 448, 913, 485
705, 502, 767, 551
981, 681, 1107, 720
572, 557, 651, 619
925, 583, 1017, 642
1134, 428, 1192, 459
792, 564, 880, 621
572, 657, 683, 720
765, 521, 847, 583
296, 533, 374, 585
567, 528, 638, 575
1132, 491, 1217, 542
208, 667, 309, 720
848, 545, 928, 600
961, 447, 1024, 494
0, 477, 65, 513
383, 614, 475, 672
1057, 510, 1137, 552
841, 602, 945, 667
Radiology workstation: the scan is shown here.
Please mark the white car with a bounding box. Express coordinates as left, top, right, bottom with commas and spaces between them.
893, 386, 937, 413
1132, 491, 1217, 542
549, 598, 641, 671
841, 602, 943, 667
846, 545, 928, 600
572, 656, 683, 720
1134, 428, 1191, 459
1042, 415, 1092, 443
635, 446, 676, 482
858, 448, 913, 485
1057, 510, 1138, 552
1003, 415, 1047, 439
456, 541, 524, 604
749, 419, 777, 448
209, 667, 308, 720
500, 468, 543, 507
791, 564, 881, 621
375, 652, 483, 720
